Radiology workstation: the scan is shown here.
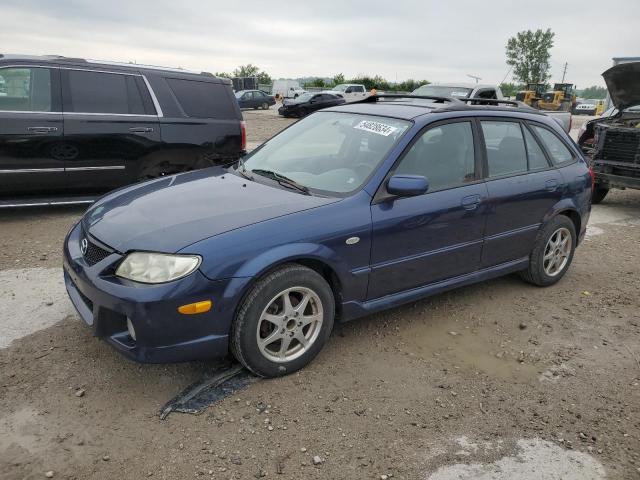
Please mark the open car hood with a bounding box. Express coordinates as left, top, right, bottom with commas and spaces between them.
603, 62, 640, 110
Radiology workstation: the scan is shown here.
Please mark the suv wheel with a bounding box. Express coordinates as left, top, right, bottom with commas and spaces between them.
520, 215, 576, 287
230, 264, 334, 378
591, 186, 609, 204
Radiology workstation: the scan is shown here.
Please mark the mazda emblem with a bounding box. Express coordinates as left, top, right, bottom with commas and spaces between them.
80, 238, 88, 255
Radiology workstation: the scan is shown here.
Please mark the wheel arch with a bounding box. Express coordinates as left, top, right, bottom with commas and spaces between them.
542, 198, 586, 245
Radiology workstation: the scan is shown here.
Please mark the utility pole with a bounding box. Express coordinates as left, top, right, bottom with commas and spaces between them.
466, 74, 481, 84
561, 62, 568, 82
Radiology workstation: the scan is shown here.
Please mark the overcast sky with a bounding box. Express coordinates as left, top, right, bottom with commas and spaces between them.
2, 0, 638, 88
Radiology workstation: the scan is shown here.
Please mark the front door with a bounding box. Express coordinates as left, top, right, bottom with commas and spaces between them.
369, 120, 488, 299
0, 66, 65, 196
61, 68, 160, 193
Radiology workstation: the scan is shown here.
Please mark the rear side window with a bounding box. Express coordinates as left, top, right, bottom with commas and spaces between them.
532, 126, 574, 165
0, 67, 52, 112
396, 122, 475, 191
481, 121, 527, 177
66, 70, 146, 115
166, 78, 235, 119
523, 127, 550, 170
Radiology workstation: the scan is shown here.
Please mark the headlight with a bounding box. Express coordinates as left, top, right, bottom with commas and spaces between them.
115, 252, 201, 284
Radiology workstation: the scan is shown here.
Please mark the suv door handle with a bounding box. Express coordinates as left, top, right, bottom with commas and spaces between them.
27, 126, 58, 133
461, 194, 481, 210
545, 179, 559, 192
128, 127, 154, 133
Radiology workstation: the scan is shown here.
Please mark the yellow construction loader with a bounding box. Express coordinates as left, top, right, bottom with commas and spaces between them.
515, 83, 545, 107
538, 83, 577, 112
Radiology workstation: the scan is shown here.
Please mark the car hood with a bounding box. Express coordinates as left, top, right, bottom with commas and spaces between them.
603, 62, 640, 110
83, 168, 338, 253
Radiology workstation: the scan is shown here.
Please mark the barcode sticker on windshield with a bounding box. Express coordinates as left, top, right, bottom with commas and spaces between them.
354, 120, 398, 136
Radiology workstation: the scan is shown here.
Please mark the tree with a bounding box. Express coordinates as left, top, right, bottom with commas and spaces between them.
506, 29, 555, 84
578, 85, 607, 99
305, 77, 327, 88
395, 79, 430, 92
215, 71, 231, 78
232, 64, 271, 85
499, 82, 522, 98
332, 73, 345, 86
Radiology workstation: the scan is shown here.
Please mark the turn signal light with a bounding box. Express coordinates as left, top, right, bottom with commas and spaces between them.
178, 300, 212, 315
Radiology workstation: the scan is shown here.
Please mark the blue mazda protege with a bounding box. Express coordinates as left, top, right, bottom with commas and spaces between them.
64, 95, 592, 377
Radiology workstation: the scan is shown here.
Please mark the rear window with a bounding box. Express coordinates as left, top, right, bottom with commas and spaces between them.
166, 78, 236, 119
532, 126, 574, 165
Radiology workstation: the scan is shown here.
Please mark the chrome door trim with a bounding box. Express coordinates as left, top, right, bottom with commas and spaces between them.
65, 166, 126, 171
0, 168, 64, 173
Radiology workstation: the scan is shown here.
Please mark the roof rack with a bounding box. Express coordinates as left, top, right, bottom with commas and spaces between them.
358, 94, 463, 104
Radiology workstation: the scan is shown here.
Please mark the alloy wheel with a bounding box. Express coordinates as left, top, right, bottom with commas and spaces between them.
543, 227, 572, 277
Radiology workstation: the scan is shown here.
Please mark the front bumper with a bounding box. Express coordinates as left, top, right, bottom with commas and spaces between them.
63, 222, 238, 363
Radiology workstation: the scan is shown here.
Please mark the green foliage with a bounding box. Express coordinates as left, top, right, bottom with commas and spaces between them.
215, 71, 231, 78
499, 82, 522, 97
395, 79, 430, 92
332, 73, 345, 85
578, 85, 607, 99
231, 64, 271, 85
304, 77, 328, 88
506, 29, 555, 84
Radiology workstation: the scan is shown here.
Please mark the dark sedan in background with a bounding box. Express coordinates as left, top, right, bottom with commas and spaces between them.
278, 92, 345, 117
235, 90, 276, 110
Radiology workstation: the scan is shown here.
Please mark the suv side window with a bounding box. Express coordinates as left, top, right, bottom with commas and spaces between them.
65, 70, 146, 115
0, 67, 52, 112
166, 78, 236, 119
395, 122, 475, 192
477, 89, 497, 99
354, 86, 365, 93
532, 125, 574, 165
481, 121, 527, 177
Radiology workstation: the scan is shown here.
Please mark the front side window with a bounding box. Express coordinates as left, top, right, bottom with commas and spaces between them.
0, 67, 51, 112
395, 122, 475, 192
67, 70, 145, 114
532, 125, 574, 165
243, 112, 411, 195
481, 121, 527, 177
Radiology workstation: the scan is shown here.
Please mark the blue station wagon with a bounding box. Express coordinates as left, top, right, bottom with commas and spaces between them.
63, 95, 592, 377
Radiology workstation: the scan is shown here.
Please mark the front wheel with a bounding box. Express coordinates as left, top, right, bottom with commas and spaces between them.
230, 264, 335, 377
519, 215, 576, 287
591, 186, 609, 204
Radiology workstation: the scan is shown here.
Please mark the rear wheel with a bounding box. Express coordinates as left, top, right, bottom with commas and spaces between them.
298, 108, 308, 118
591, 186, 609, 204
520, 215, 576, 287
261, 102, 269, 110
230, 264, 335, 377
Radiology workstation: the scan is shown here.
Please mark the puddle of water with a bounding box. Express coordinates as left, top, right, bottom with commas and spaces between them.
426, 438, 606, 480
0, 268, 74, 348
399, 319, 538, 382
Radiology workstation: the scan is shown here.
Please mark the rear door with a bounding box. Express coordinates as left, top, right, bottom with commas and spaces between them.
61, 68, 161, 193
0, 66, 65, 196
368, 120, 488, 299
480, 119, 564, 267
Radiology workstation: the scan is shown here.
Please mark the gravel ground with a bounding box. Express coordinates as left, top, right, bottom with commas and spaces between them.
0, 112, 639, 480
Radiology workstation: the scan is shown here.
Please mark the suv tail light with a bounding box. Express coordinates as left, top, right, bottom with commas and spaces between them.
240, 121, 247, 151
588, 166, 596, 190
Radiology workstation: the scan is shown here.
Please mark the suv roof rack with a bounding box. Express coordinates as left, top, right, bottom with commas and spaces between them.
84, 58, 202, 74
357, 94, 463, 104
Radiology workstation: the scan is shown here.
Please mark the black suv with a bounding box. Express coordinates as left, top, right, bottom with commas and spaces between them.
0, 54, 245, 206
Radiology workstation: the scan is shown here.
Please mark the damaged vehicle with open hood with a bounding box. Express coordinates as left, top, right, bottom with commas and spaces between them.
578, 62, 640, 203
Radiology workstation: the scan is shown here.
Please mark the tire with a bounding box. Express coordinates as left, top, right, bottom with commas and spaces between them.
261, 102, 269, 110
519, 215, 576, 287
230, 264, 335, 378
591, 186, 609, 204
298, 108, 308, 118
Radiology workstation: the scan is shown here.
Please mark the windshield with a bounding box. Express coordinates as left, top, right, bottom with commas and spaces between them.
234, 91, 244, 98
412, 85, 473, 98
295, 92, 315, 102
242, 112, 411, 195
332, 84, 348, 92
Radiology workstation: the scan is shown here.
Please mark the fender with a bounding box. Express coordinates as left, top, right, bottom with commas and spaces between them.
542, 197, 587, 244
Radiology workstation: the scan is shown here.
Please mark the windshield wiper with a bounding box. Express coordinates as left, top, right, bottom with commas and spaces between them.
251, 169, 311, 195
234, 157, 254, 180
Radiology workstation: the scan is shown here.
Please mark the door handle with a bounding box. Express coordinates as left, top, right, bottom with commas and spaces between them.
128, 127, 154, 133
545, 179, 559, 192
461, 194, 481, 210
27, 126, 58, 133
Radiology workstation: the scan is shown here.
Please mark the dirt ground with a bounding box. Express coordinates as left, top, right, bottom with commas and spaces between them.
1, 112, 639, 480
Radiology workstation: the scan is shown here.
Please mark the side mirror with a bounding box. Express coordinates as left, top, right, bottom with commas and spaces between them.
386, 174, 429, 197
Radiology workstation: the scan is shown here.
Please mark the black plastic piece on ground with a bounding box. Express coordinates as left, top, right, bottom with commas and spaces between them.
159, 363, 257, 420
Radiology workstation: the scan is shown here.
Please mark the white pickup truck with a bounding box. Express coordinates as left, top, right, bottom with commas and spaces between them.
323, 84, 369, 102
